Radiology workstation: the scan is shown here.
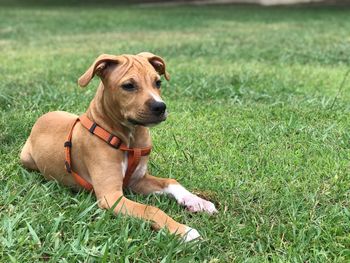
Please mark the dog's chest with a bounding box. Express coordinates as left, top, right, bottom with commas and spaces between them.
122, 154, 148, 182
124, 126, 151, 183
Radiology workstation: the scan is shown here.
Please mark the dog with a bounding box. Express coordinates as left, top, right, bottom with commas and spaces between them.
20, 52, 217, 242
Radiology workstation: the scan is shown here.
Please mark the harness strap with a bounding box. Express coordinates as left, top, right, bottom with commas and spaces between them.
125, 148, 141, 186
64, 119, 94, 191
79, 115, 123, 149
64, 114, 152, 191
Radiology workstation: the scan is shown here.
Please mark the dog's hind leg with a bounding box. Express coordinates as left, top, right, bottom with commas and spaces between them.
20, 139, 38, 171
131, 174, 218, 214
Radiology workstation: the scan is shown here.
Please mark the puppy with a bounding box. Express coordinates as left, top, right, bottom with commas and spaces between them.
20, 52, 217, 241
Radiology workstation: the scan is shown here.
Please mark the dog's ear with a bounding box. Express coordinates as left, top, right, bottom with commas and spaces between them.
138, 52, 170, 81
78, 54, 120, 87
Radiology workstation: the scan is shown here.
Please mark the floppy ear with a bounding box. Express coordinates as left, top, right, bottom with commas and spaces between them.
78, 54, 120, 87
138, 52, 170, 81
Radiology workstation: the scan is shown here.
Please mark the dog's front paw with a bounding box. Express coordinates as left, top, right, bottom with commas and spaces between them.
180, 194, 218, 214
183, 226, 201, 242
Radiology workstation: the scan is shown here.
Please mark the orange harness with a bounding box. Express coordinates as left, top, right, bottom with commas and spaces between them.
64, 114, 152, 191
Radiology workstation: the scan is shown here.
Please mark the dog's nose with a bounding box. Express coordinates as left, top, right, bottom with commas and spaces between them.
150, 101, 167, 115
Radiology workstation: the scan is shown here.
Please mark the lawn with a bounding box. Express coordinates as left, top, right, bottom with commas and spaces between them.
1, 2, 350, 262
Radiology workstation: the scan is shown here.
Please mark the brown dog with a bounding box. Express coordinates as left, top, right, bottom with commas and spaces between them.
20, 52, 217, 241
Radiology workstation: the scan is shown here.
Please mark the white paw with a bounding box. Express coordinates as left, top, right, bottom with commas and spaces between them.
180, 194, 218, 214
183, 227, 201, 242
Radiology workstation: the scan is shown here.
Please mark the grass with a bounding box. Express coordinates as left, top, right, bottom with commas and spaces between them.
1, 2, 350, 262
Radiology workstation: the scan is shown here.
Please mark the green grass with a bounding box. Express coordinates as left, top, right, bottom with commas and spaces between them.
1, 3, 350, 262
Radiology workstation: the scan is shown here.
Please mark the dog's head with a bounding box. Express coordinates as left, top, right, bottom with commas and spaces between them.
78, 52, 170, 127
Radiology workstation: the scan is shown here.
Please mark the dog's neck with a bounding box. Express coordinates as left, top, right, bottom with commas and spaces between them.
85, 83, 151, 148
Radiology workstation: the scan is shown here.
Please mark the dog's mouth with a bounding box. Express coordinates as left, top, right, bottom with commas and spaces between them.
128, 112, 167, 127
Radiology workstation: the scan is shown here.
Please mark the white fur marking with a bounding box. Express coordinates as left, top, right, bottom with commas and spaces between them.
161, 184, 218, 214
148, 91, 164, 103
131, 161, 147, 181
163, 184, 192, 200
184, 227, 201, 242
121, 153, 127, 177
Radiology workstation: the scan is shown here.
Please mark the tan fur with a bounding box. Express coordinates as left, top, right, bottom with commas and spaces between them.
20, 53, 194, 239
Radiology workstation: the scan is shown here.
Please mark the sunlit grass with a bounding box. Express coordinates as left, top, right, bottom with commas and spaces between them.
1, 3, 350, 262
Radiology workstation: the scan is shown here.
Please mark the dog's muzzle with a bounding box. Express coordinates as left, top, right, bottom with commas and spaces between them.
149, 101, 167, 116
128, 100, 167, 126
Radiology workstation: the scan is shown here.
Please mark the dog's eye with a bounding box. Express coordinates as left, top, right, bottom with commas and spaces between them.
155, 80, 162, 89
121, 83, 136, 91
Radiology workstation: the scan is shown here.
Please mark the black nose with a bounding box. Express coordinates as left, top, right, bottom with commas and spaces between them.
150, 101, 167, 115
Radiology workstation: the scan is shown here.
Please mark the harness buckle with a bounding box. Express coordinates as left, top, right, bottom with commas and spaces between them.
64, 141, 72, 148
107, 134, 122, 149
65, 161, 72, 173
89, 123, 97, 134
